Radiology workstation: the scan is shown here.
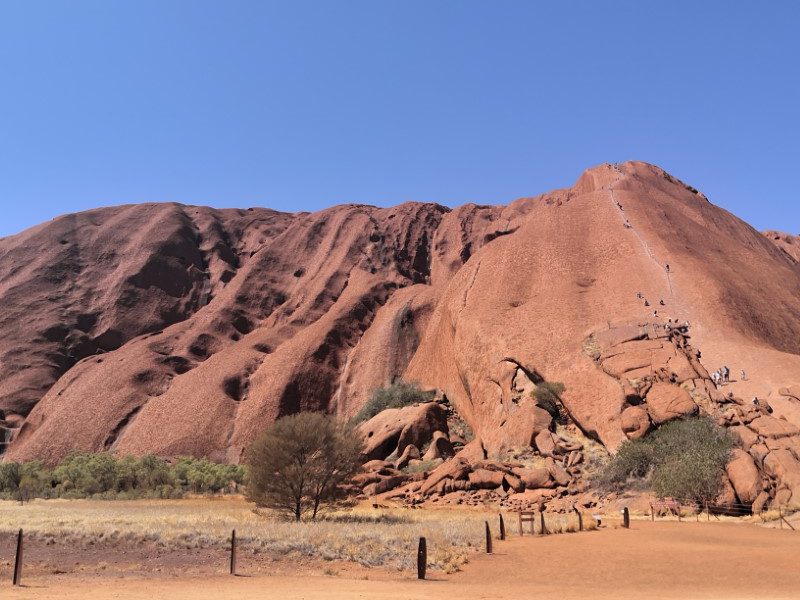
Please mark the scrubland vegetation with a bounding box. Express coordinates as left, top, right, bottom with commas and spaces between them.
0, 454, 246, 500
598, 417, 734, 502
353, 380, 434, 423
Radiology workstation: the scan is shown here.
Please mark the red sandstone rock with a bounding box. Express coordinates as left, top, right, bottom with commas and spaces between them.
763, 450, 800, 504
4, 160, 800, 496
421, 431, 454, 462
419, 457, 471, 495
645, 383, 698, 425
620, 406, 651, 440
748, 416, 800, 439
468, 469, 505, 490
511, 467, 554, 489
726, 449, 762, 504
358, 402, 447, 461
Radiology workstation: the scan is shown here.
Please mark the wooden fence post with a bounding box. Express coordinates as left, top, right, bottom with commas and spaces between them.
417, 537, 427, 580
539, 511, 547, 536
499, 514, 506, 541
485, 521, 493, 554
518, 511, 523, 536
706, 502, 710, 521
13, 528, 23, 586
573, 507, 583, 532
230, 529, 237, 575
779, 507, 783, 530
622, 507, 630, 529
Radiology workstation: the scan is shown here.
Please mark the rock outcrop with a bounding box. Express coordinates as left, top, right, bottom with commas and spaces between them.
1, 160, 800, 515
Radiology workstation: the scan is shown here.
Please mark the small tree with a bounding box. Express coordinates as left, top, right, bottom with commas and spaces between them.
246, 412, 363, 521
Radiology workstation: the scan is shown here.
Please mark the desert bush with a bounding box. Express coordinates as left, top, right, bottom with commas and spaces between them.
172, 457, 245, 493
354, 380, 434, 423
531, 381, 566, 417
54, 452, 120, 496
600, 417, 733, 503
0, 454, 245, 500
247, 412, 363, 521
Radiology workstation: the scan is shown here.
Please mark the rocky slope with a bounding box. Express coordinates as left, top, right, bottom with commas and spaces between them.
2, 161, 800, 510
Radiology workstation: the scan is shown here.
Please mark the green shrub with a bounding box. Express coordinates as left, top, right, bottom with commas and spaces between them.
0, 453, 246, 501
353, 380, 434, 423
600, 416, 733, 503
531, 381, 566, 416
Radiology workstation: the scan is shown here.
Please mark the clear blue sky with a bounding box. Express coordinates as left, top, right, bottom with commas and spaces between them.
1, 1, 798, 238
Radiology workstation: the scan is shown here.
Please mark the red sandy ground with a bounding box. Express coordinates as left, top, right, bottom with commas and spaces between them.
2, 521, 799, 600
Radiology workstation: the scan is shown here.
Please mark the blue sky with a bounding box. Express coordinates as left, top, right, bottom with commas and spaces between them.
1, 1, 797, 238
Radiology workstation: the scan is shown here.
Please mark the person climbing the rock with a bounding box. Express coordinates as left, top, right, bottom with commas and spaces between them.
741, 369, 747, 381
712, 371, 721, 386
723, 366, 731, 383
644, 300, 650, 307
665, 264, 670, 273
637, 292, 642, 299
659, 299, 665, 306
652, 310, 658, 318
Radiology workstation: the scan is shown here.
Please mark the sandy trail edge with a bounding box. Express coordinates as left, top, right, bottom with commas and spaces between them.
3, 521, 799, 600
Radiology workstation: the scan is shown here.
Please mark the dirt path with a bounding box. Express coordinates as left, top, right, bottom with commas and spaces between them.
3, 521, 799, 599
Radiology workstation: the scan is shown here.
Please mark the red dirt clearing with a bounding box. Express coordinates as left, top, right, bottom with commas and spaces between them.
3, 520, 799, 599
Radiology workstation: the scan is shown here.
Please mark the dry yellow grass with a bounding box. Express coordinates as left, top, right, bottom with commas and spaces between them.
0, 497, 498, 572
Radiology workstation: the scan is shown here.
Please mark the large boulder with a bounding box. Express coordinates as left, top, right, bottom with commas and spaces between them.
620, 405, 651, 440
763, 449, 800, 504
511, 467, 553, 489
545, 457, 572, 487
422, 431, 455, 462
468, 469, 505, 490
728, 425, 759, 449
419, 456, 471, 495
645, 383, 698, 424
358, 402, 448, 461
726, 449, 762, 504
748, 416, 800, 439
394, 444, 420, 470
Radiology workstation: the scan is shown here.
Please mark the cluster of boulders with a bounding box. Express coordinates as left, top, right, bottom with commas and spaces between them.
594, 321, 800, 511
716, 393, 800, 510
354, 400, 592, 510
592, 322, 708, 442
352, 322, 800, 514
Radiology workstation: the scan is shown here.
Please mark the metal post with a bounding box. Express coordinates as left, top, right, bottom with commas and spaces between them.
623, 507, 630, 529
539, 511, 546, 536
417, 537, 427, 580
499, 514, 506, 541
13, 528, 23, 586
485, 521, 493, 554
230, 529, 237, 575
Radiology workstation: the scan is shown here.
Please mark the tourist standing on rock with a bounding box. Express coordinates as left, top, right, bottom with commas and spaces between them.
741, 369, 747, 381
723, 366, 730, 383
